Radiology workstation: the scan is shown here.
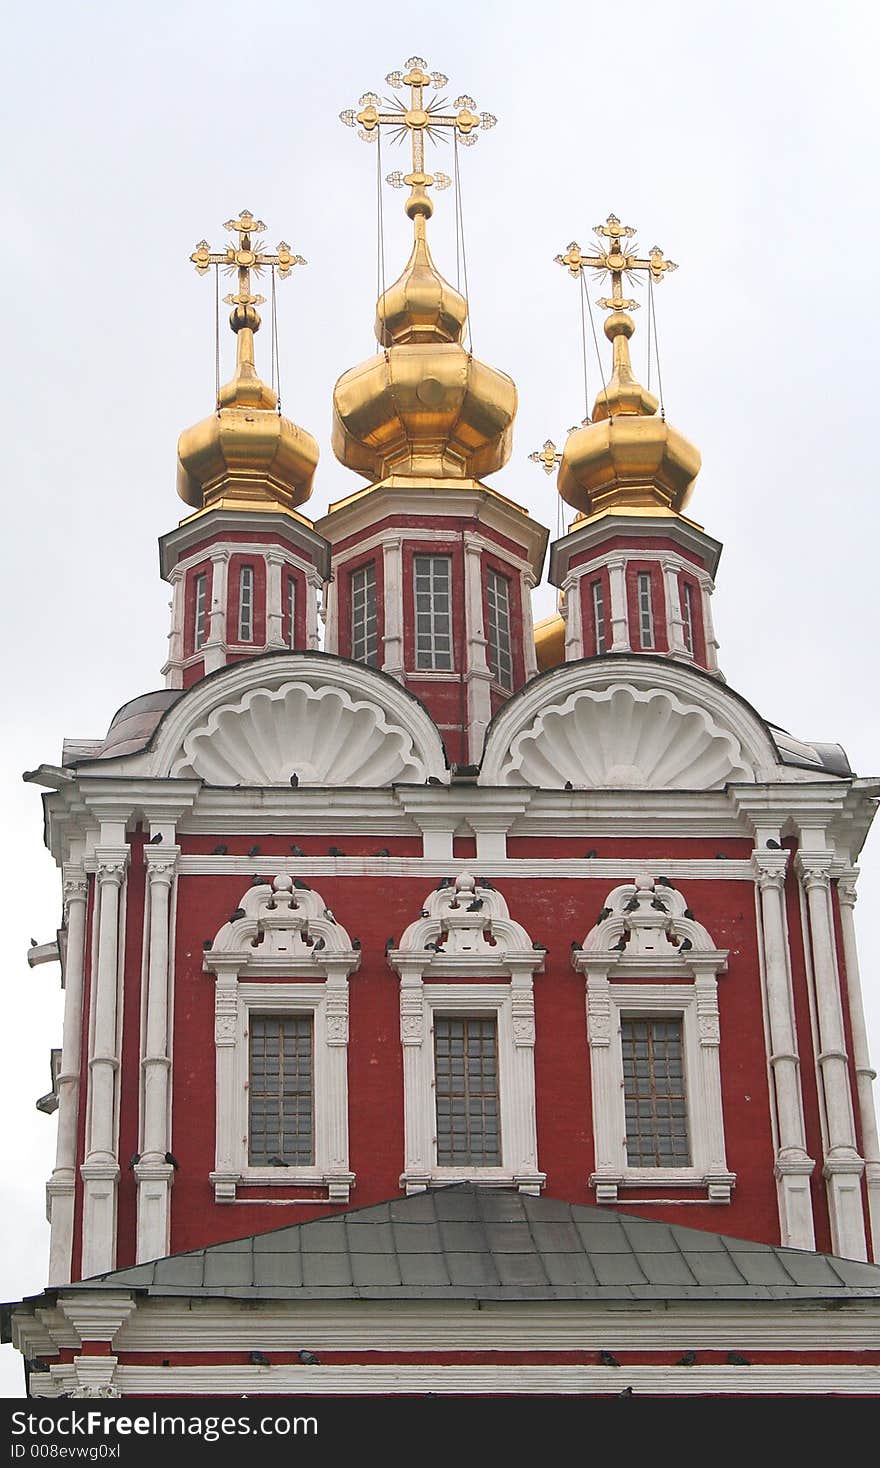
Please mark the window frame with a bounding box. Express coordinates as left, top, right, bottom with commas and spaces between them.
413, 554, 454, 672
591, 578, 607, 656
680, 579, 695, 656
238, 564, 254, 643
620, 1014, 690, 1169
287, 575, 296, 650
194, 572, 208, 650
486, 567, 514, 690
247, 1012, 315, 1168
350, 561, 380, 668
433, 1013, 502, 1167
637, 571, 655, 650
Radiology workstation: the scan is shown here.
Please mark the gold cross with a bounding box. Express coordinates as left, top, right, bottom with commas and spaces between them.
340, 57, 496, 216
528, 439, 563, 475
555, 213, 677, 314
190, 209, 306, 313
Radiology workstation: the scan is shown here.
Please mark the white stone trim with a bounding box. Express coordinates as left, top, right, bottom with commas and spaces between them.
134, 843, 179, 1263
390, 873, 544, 1194
30, 1362, 880, 1398
206, 876, 359, 1203
837, 871, 880, 1260
176, 854, 758, 880
46, 866, 89, 1285
381, 536, 405, 680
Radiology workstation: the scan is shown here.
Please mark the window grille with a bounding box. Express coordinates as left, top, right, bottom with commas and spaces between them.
238, 565, 254, 642
194, 573, 208, 650
434, 1016, 500, 1165
681, 580, 695, 655
287, 576, 296, 649
350, 562, 379, 667
414, 556, 453, 671
637, 572, 655, 649
592, 579, 607, 655
621, 1017, 690, 1167
486, 568, 513, 689
248, 1015, 314, 1166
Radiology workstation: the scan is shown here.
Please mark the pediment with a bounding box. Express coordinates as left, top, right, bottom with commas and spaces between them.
106, 655, 449, 787
479, 659, 781, 791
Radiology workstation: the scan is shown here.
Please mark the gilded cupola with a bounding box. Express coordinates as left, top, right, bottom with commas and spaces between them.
332, 60, 516, 483
554, 218, 701, 520
176, 211, 319, 514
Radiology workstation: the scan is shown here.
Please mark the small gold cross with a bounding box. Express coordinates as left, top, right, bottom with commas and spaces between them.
190, 209, 306, 313
555, 214, 677, 315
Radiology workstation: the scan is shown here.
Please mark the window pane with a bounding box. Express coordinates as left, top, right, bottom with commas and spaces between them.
638, 572, 655, 650
434, 1017, 500, 1165
413, 556, 453, 671
681, 580, 694, 655
194, 573, 208, 650
248, 1015, 314, 1166
350, 562, 379, 667
621, 1017, 690, 1167
591, 579, 606, 655
486, 568, 513, 690
238, 565, 254, 642
287, 577, 296, 649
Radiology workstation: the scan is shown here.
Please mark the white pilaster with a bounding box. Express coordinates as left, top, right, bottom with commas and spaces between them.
699, 574, 720, 675
321, 957, 355, 1202
662, 559, 690, 658
797, 850, 866, 1260
585, 969, 622, 1201
463, 538, 492, 762
307, 570, 323, 651
204, 550, 229, 673
837, 873, 880, 1260
562, 575, 584, 660
520, 571, 538, 679
163, 566, 185, 690
607, 556, 629, 652
46, 866, 88, 1285
752, 850, 816, 1249
381, 537, 405, 680
210, 964, 240, 1202
265, 551, 286, 649
134, 842, 179, 1263
399, 964, 431, 1186
81, 846, 128, 1279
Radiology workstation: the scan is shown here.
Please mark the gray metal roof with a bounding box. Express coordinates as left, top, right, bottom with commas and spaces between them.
64, 1186, 880, 1303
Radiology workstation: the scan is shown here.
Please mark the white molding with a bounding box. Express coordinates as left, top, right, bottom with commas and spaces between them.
174, 855, 758, 881
574, 876, 733, 1203
47, 865, 88, 1285
837, 871, 880, 1260
30, 1362, 880, 1398
207, 876, 359, 1203
390, 873, 544, 1194
135, 843, 180, 1263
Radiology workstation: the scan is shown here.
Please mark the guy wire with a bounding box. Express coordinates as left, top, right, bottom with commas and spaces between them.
376, 126, 387, 352
214, 264, 221, 411
581, 272, 609, 417
649, 273, 666, 419
453, 132, 473, 354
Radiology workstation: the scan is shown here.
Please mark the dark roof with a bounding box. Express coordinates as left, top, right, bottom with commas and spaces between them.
61, 1187, 880, 1304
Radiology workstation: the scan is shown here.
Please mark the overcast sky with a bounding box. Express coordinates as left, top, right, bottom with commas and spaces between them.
2, 0, 878, 1397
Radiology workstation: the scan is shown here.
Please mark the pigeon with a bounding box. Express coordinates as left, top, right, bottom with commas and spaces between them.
328, 847, 344, 857
420, 909, 430, 918
385, 937, 396, 954
248, 846, 260, 858
437, 877, 453, 890
597, 907, 612, 923
293, 879, 311, 891
29, 938, 38, 949
599, 1350, 620, 1367
715, 852, 730, 860
765, 838, 782, 849
564, 780, 574, 791
611, 936, 627, 952
584, 849, 598, 859
149, 831, 163, 844
655, 876, 675, 888
202, 939, 213, 951
266, 1156, 289, 1168
677, 1351, 696, 1366
571, 939, 580, 951
466, 898, 484, 912
164, 1152, 179, 1169
128, 1153, 140, 1170
290, 844, 304, 857
726, 1351, 750, 1366
375, 848, 390, 857
323, 908, 336, 922
249, 1351, 270, 1366
683, 908, 695, 920
424, 940, 443, 952
312, 936, 326, 951
230, 908, 246, 922
427, 776, 443, 786
352, 938, 361, 950
624, 896, 639, 912
298, 1349, 320, 1365
679, 937, 693, 952
650, 897, 668, 911
532, 942, 549, 952
251, 874, 263, 886
289, 773, 299, 788
617, 1386, 634, 1398
213, 844, 228, 856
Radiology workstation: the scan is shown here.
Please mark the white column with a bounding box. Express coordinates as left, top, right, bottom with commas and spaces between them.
307, 570, 323, 651
265, 551, 286, 649
506, 962, 544, 1193
520, 571, 538, 679
134, 844, 179, 1263
562, 574, 584, 660
210, 965, 240, 1202
692, 962, 735, 1202
797, 852, 866, 1260
463, 538, 493, 763
81, 846, 128, 1279
607, 556, 630, 652
46, 866, 89, 1285
163, 567, 185, 690
662, 558, 690, 657
699, 573, 720, 674
381, 537, 405, 680
584, 968, 623, 1201
321, 573, 337, 654
204, 550, 229, 673
399, 965, 432, 1192
837, 873, 880, 1259
752, 851, 815, 1248
322, 958, 356, 1202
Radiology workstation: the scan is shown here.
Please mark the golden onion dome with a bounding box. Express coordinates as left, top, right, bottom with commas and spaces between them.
332, 195, 516, 483
557, 309, 701, 519
177, 305, 318, 514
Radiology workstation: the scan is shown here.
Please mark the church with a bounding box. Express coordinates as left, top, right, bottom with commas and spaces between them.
5, 58, 880, 1398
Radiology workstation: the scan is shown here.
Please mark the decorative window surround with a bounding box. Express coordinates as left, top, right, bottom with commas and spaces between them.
572, 874, 734, 1203
388, 871, 545, 1195
204, 876, 360, 1203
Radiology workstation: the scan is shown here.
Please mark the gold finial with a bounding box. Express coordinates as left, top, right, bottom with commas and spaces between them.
340, 58, 495, 221
528, 440, 563, 475
555, 214, 677, 316
190, 209, 306, 334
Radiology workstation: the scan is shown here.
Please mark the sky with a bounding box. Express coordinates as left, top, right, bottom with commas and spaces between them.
2, 0, 879, 1397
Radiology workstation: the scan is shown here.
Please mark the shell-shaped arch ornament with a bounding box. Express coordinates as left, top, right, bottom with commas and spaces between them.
154, 657, 449, 786
478, 660, 780, 789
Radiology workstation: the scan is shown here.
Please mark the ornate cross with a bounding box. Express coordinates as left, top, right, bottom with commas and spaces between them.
340, 57, 496, 214
190, 209, 306, 312
555, 213, 677, 313
528, 439, 563, 475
